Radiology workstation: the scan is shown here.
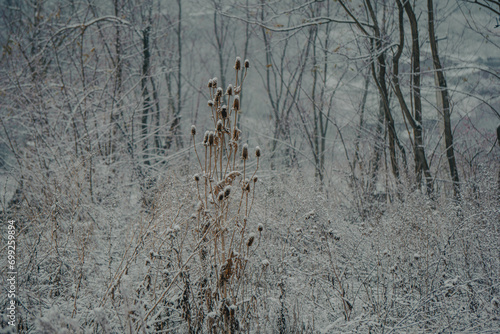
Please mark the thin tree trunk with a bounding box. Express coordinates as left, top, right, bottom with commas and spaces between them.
311, 24, 321, 182
141, 25, 152, 166
109, 0, 122, 159
428, 0, 460, 198
165, 1, 183, 150
151, 77, 162, 157
392, 0, 433, 193
174, 0, 183, 149
214, 2, 226, 92
366, 0, 404, 181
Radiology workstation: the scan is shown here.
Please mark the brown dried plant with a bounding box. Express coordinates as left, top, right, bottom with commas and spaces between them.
190, 57, 260, 332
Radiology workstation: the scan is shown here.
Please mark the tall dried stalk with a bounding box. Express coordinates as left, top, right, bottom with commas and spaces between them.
189, 57, 260, 332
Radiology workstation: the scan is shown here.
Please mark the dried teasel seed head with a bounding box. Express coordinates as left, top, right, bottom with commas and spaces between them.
244, 59, 250, 68
216, 87, 223, 97
212, 77, 218, 87
226, 84, 233, 96
247, 234, 255, 247
224, 185, 231, 197
216, 120, 223, 132
243, 180, 251, 192
221, 105, 228, 119
235, 57, 242, 70
218, 191, 224, 201
232, 128, 241, 141
208, 100, 214, 107
208, 132, 215, 146
242, 144, 249, 160
191, 125, 196, 136
194, 173, 200, 182
208, 79, 213, 88
203, 131, 209, 145
258, 223, 263, 232
255, 146, 261, 158
253, 175, 258, 183
233, 95, 240, 111
225, 171, 241, 182
215, 180, 225, 192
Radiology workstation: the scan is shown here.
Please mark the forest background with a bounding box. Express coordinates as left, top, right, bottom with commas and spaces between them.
0, 0, 499, 332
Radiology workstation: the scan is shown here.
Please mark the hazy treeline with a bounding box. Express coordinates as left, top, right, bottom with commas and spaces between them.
0, 0, 498, 203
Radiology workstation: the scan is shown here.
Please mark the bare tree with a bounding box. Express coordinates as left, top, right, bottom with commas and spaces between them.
164, 0, 184, 151
339, 0, 407, 191
428, 0, 461, 198
259, 0, 313, 169
392, 0, 433, 193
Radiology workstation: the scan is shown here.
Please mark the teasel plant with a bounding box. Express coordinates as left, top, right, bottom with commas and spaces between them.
188, 57, 260, 332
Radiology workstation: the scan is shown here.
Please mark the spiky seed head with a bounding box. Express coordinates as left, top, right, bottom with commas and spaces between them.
191, 125, 196, 136
242, 144, 249, 160
233, 128, 241, 141
258, 223, 263, 232
216, 87, 223, 97
244, 59, 250, 68
194, 173, 200, 182
218, 192, 224, 201
224, 185, 231, 197
212, 77, 218, 87
247, 234, 255, 247
203, 131, 209, 145
221, 105, 228, 119
255, 146, 261, 158
235, 57, 242, 70
226, 84, 233, 96
253, 175, 258, 183
225, 171, 241, 182
208, 79, 213, 88
233, 95, 240, 111
208, 132, 215, 146
216, 120, 223, 132
208, 100, 214, 107
244, 180, 250, 192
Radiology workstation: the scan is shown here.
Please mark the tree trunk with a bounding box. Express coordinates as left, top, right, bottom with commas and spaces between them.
365, 0, 406, 182
391, 0, 433, 193
174, 0, 183, 149
427, 0, 460, 199
141, 25, 152, 166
